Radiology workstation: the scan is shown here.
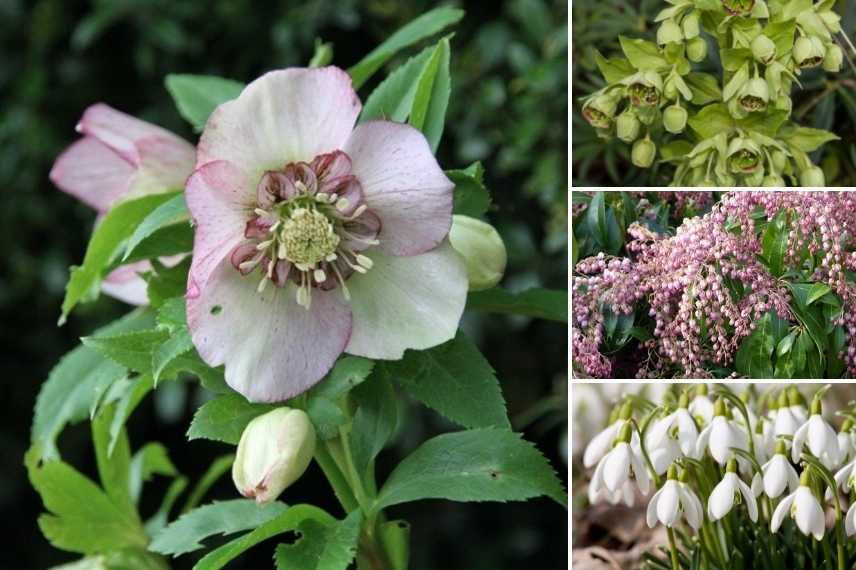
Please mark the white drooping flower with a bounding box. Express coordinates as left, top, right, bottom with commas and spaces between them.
837, 419, 855, 464
846, 501, 856, 537
583, 402, 635, 468
695, 398, 748, 466
834, 457, 856, 495
771, 471, 826, 540
752, 440, 799, 499
708, 459, 758, 522
589, 477, 636, 507
773, 389, 802, 440
646, 394, 700, 474
689, 384, 714, 425
590, 423, 651, 497
646, 465, 703, 529
791, 397, 841, 470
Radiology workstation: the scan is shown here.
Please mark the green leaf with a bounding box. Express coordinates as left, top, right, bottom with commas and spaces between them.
152, 330, 195, 383
592, 49, 636, 84
274, 510, 362, 570
129, 443, 178, 504
806, 283, 832, 305
149, 499, 288, 556
723, 62, 748, 102
586, 192, 609, 249
61, 193, 180, 323
26, 449, 147, 555
165, 74, 245, 132
738, 111, 789, 138
782, 126, 840, 152
146, 258, 191, 307
777, 330, 797, 357
32, 310, 154, 461
82, 329, 169, 374
449, 162, 490, 218
180, 454, 234, 514
618, 36, 668, 71
688, 104, 734, 139
685, 72, 722, 105
376, 330, 509, 429
92, 405, 135, 518
373, 429, 567, 512
360, 44, 434, 123
348, 6, 463, 89
187, 393, 276, 445
104, 374, 155, 455
734, 313, 775, 378
466, 287, 567, 322
761, 214, 787, 277
349, 375, 398, 479
193, 504, 335, 570
120, 224, 193, 265
409, 37, 450, 153
306, 356, 376, 440
123, 194, 189, 262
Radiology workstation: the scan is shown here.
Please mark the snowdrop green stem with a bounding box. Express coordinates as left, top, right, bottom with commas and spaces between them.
665, 526, 680, 570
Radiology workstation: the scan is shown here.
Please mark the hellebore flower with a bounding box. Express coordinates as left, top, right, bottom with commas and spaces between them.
800, 166, 826, 187
232, 407, 316, 504
722, 0, 755, 16
616, 111, 641, 143
793, 36, 826, 69
737, 78, 770, 113
682, 12, 700, 39
50, 104, 196, 304
771, 471, 826, 540
623, 72, 663, 108
686, 37, 708, 62
708, 460, 758, 522
657, 20, 683, 46
727, 137, 762, 174
582, 91, 620, 129
448, 215, 506, 291
632, 136, 657, 168
792, 398, 841, 470
824, 44, 844, 72
751, 34, 777, 64
695, 399, 748, 466
663, 104, 688, 134
646, 465, 703, 529
752, 440, 799, 499
590, 423, 651, 496
185, 67, 467, 401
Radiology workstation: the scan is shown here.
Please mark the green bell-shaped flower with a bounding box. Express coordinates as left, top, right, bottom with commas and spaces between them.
727, 136, 762, 175
582, 91, 619, 129
762, 173, 786, 186
616, 110, 642, 143
682, 12, 700, 39
800, 166, 825, 187
623, 71, 663, 108
663, 103, 688, 134
793, 36, 826, 69
632, 135, 657, 168
722, 0, 755, 16
658, 20, 684, 46
824, 44, 843, 72
686, 37, 708, 62
751, 34, 776, 64
737, 77, 770, 113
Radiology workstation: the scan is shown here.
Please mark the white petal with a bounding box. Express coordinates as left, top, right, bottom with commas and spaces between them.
695, 423, 712, 460
764, 455, 789, 498
794, 487, 824, 539
646, 415, 674, 450
584, 421, 622, 468
647, 487, 665, 528
738, 478, 758, 522
657, 482, 680, 527
680, 485, 703, 530
792, 421, 809, 463
676, 409, 700, 456
751, 472, 762, 497
771, 492, 796, 532
846, 503, 856, 536
631, 446, 651, 495
603, 444, 631, 492
708, 474, 736, 521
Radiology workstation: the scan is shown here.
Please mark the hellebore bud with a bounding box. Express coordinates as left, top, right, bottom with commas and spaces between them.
448, 215, 507, 291
232, 408, 316, 504
663, 103, 688, 134
820, 11, 842, 34
616, 110, 642, 143
771, 149, 788, 171
762, 173, 785, 186
751, 34, 776, 64
632, 136, 656, 168
793, 36, 826, 69
623, 71, 663, 108
682, 12, 700, 39
722, 0, 755, 16
824, 44, 843, 72
800, 166, 825, 187
582, 92, 619, 129
657, 20, 684, 46
727, 137, 762, 175
686, 37, 708, 62
738, 77, 770, 113
773, 94, 792, 114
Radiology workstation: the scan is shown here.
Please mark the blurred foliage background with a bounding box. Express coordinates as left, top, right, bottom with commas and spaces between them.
0, 0, 567, 568
571, 0, 856, 186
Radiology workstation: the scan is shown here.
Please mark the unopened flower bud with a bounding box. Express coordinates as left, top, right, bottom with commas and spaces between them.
800, 166, 825, 187
448, 215, 506, 291
582, 92, 619, 129
632, 136, 656, 168
682, 12, 700, 39
793, 36, 826, 69
771, 149, 788, 171
722, 0, 755, 16
751, 34, 776, 64
738, 77, 770, 113
762, 173, 785, 186
232, 408, 316, 504
686, 37, 708, 62
824, 44, 843, 72
773, 95, 792, 114
616, 110, 642, 143
663, 104, 688, 134
820, 11, 841, 34
658, 20, 684, 46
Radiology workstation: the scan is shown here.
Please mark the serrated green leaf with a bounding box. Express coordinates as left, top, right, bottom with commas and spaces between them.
360, 43, 435, 123
309, 356, 376, 401
153, 331, 194, 384
92, 405, 135, 518
165, 74, 245, 132
181, 454, 234, 514
348, 6, 463, 89
149, 499, 288, 556
373, 429, 567, 512
349, 375, 398, 479
82, 330, 168, 374
129, 443, 178, 504
156, 297, 187, 331
467, 287, 567, 322
377, 330, 509, 430
123, 194, 189, 262
274, 510, 362, 570
187, 393, 276, 445
107, 374, 155, 455
449, 162, 490, 218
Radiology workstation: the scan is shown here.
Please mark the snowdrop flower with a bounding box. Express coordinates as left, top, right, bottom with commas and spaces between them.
590, 423, 651, 497
583, 402, 634, 468
708, 459, 758, 522
774, 389, 802, 439
646, 394, 699, 473
837, 419, 855, 464
185, 67, 467, 401
846, 501, 856, 537
647, 465, 703, 529
589, 477, 636, 507
792, 396, 841, 470
50, 104, 196, 304
788, 387, 809, 424
771, 470, 826, 540
689, 384, 714, 425
695, 398, 748, 466
752, 439, 799, 499
834, 455, 856, 495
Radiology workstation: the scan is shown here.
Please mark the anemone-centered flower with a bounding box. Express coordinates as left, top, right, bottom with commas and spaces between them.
752, 440, 799, 499
708, 460, 758, 522
185, 67, 467, 401
771, 473, 826, 540
646, 466, 703, 529
50, 104, 196, 304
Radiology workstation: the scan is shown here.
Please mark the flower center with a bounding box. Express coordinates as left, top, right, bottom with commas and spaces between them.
280, 206, 340, 266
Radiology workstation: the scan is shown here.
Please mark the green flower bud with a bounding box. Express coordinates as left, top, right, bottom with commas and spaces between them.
582, 92, 619, 129
773, 94, 792, 114
820, 11, 842, 34
824, 44, 843, 72
448, 215, 507, 292
658, 20, 684, 46
682, 12, 700, 39
771, 149, 788, 171
722, 0, 755, 16
744, 169, 765, 186
751, 34, 776, 64
663, 77, 679, 101
727, 136, 762, 174
632, 136, 656, 168
738, 77, 770, 113
762, 173, 785, 186
616, 110, 642, 143
686, 37, 708, 62
663, 104, 688, 134
800, 166, 825, 187
793, 36, 826, 69
623, 71, 663, 108
233, 408, 316, 504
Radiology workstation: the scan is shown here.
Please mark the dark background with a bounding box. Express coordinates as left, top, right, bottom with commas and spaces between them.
0, 0, 568, 568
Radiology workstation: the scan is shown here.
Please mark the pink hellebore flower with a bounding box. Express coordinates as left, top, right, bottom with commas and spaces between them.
185, 67, 467, 402
50, 104, 196, 304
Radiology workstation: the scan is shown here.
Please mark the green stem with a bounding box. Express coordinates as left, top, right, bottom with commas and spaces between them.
666, 526, 680, 570
337, 425, 371, 512
315, 441, 359, 514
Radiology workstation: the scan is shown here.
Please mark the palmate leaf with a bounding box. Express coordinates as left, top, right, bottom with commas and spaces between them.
274, 510, 362, 570
186, 393, 276, 445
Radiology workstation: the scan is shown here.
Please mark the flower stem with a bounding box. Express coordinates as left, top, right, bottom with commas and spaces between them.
315, 440, 360, 514
666, 527, 680, 570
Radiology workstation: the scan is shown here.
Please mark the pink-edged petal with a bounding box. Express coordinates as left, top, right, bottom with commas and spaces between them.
197, 67, 361, 176
187, 256, 352, 402
126, 135, 196, 199
101, 262, 151, 305
185, 160, 256, 290
49, 137, 134, 213
344, 240, 466, 360
343, 121, 453, 256
77, 103, 188, 165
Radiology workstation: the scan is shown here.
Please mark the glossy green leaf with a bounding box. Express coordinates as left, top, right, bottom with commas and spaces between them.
187, 393, 276, 445
449, 162, 490, 218
274, 510, 362, 570
466, 287, 567, 322
123, 194, 189, 262
349, 375, 398, 479
165, 74, 245, 131
409, 37, 450, 152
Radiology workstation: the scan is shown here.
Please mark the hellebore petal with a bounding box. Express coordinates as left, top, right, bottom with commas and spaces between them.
101, 262, 154, 306
50, 137, 135, 213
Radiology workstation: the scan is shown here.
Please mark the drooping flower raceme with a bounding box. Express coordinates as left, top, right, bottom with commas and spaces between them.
50, 104, 196, 304
185, 67, 467, 401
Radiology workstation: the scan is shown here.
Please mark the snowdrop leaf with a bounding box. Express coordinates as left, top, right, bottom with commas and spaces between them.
149, 499, 288, 556
186, 393, 276, 445
165, 75, 245, 132
449, 162, 490, 218
373, 428, 566, 512
274, 510, 362, 570
466, 287, 567, 322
